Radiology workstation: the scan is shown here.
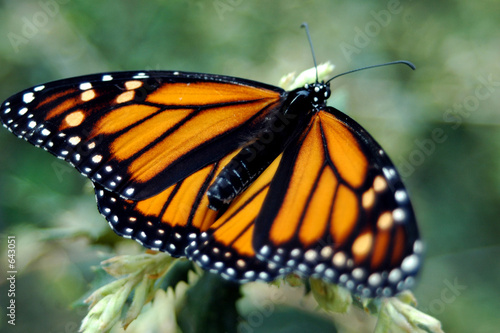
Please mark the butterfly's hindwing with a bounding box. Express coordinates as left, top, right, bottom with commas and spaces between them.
93, 149, 251, 256
186, 155, 290, 282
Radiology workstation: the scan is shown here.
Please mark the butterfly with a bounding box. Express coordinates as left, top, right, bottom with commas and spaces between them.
0, 53, 421, 297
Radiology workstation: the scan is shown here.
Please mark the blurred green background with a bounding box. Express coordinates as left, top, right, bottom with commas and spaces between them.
0, 0, 499, 332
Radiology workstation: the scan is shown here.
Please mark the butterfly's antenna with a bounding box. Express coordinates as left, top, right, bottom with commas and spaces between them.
301, 22, 319, 83
326, 60, 415, 84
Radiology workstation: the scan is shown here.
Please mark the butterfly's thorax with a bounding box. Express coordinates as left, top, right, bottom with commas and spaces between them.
207, 83, 330, 210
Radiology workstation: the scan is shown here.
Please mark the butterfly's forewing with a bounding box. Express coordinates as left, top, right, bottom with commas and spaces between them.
0, 71, 284, 201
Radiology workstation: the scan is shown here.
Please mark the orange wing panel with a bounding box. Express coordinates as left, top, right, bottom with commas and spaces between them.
320, 112, 368, 188
330, 184, 359, 246
94, 104, 163, 135
131, 150, 239, 230
146, 82, 280, 106
371, 229, 391, 268
128, 100, 277, 183
298, 166, 337, 246
44, 89, 78, 119
267, 113, 364, 247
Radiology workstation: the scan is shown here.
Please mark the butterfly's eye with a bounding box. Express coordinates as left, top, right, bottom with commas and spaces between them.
323, 87, 331, 99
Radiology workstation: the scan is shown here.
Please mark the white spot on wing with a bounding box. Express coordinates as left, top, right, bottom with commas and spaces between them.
383, 167, 397, 179
320, 246, 333, 258
314, 263, 325, 273
23, 92, 35, 104
413, 240, 424, 254
92, 155, 103, 163
352, 268, 365, 280
324, 268, 335, 279
392, 208, 406, 222
291, 248, 301, 258
133, 72, 149, 79
68, 136, 81, 145
259, 245, 270, 256
395, 190, 407, 202
304, 249, 317, 262
332, 252, 347, 267
79, 82, 92, 90
401, 254, 419, 273
368, 273, 382, 287
388, 268, 402, 283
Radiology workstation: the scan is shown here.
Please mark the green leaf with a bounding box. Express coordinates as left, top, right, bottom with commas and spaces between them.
178, 272, 241, 333
241, 306, 337, 333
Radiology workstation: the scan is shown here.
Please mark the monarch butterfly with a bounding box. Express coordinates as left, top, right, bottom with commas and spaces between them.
0, 28, 421, 297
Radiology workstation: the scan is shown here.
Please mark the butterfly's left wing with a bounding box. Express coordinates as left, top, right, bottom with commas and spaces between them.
187, 108, 421, 296
1, 71, 284, 201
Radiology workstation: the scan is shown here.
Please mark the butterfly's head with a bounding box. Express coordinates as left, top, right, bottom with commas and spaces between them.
304, 82, 331, 107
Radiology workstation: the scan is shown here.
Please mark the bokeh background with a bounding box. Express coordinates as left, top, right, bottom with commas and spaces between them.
0, 1, 499, 332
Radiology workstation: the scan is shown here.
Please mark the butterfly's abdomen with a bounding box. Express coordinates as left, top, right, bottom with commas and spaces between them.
207, 131, 281, 210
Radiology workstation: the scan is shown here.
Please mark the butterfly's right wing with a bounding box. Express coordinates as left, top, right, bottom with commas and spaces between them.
186, 109, 422, 296
252, 109, 422, 296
